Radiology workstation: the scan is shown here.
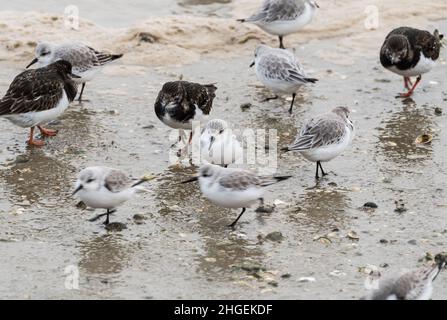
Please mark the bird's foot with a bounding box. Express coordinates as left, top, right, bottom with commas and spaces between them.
38, 126, 58, 137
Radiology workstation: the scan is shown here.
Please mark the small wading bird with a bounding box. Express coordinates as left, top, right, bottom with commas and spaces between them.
27, 42, 123, 102
380, 27, 444, 98
73, 166, 155, 225
200, 119, 243, 167
251, 44, 317, 114
238, 0, 319, 49
0, 60, 78, 146
282, 107, 354, 179
154, 81, 217, 151
361, 253, 447, 300
182, 164, 291, 228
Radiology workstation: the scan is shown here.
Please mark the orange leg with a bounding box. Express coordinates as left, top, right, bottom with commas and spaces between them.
28, 127, 45, 146
403, 77, 413, 90
37, 126, 58, 137
399, 76, 421, 98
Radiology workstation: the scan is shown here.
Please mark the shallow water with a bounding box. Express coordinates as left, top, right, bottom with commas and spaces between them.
0, 3, 447, 300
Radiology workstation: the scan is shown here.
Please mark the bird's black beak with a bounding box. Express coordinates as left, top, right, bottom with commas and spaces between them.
181, 176, 198, 184
69, 73, 81, 79
209, 136, 215, 151
26, 58, 38, 69
249, 61, 255, 68
72, 185, 83, 196
280, 146, 290, 152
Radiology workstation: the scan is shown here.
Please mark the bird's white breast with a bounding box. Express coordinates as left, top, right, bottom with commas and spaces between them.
388, 53, 436, 77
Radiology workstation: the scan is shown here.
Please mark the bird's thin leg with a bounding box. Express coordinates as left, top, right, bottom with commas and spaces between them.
228, 207, 246, 228
104, 209, 111, 225
28, 127, 44, 146
403, 77, 413, 90
315, 161, 320, 179
171, 134, 182, 148
289, 93, 297, 114
188, 131, 193, 145
398, 75, 422, 98
78, 83, 86, 102
279, 36, 285, 49
318, 161, 327, 176
37, 126, 58, 137
88, 209, 116, 223
262, 95, 279, 102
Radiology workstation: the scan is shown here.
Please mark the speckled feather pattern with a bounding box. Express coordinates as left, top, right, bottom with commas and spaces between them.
246, 0, 306, 23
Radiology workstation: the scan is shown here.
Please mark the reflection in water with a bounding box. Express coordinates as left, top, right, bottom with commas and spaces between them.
289, 187, 350, 232
377, 104, 434, 166
0, 108, 96, 206
154, 166, 264, 278
77, 234, 129, 275
0, 149, 74, 205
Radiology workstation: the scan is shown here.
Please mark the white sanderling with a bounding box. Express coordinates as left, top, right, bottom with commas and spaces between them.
27, 42, 123, 101
380, 27, 444, 98
252, 44, 317, 114
362, 253, 447, 300
182, 164, 291, 228
238, 0, 319, 49
73, 166, 155, 225
200, 119, 243, 167
0, 60, 78, 146
282, 107, 354, 179
155, 81, 217, 147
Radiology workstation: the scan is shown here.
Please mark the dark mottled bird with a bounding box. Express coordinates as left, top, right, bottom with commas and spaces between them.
154, 81, 217, 146
26, 42, 123, 101
380, 27, 444, 98
0, 60, 78, 146
361, 253, 447, 300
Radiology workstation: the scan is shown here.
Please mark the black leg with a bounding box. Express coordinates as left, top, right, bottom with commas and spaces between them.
262, 95, 279, 102
78, 83, 86, 101
318, 162, 327, 176
88, 209, 116, 223
228, 208, 246, 228
315, 162, 320, 179
279, 36, 285, 49
171, 135, 182, 148
289, 93, 296, 114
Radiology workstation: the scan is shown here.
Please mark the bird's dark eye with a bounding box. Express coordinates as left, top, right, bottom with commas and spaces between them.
86, 178, 95, 183
219, 129, 224, 134
41, 52, 50, 56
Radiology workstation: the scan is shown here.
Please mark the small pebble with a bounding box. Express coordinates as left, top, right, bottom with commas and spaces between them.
363, 202, 378, 209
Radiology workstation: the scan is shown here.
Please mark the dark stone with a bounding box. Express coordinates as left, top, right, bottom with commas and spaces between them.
363, 202, 378, 209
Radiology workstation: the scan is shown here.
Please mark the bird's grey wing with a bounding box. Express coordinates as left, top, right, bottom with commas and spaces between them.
218, 170, 260, 191
56, 45, 98, 73
289, 117, 347, 151
248, 0, 305, 23
0, 69, 63, 115
394, 266, 438, 300
260, 55, 309, 84
104, 170, 132, 193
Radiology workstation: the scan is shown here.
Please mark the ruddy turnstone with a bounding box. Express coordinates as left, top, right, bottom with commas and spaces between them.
252, 44, 317, 114
362, 253, 447, 300
200, 119, 243, 167
154, 81, 217, 146
282, 107, 354, 179
182, 164, 291, 228
0, 60, 78, 146
238, 0, 319, 49
27, 42, 123, 101
380, 27, 444, 98
73, 166, 155, 225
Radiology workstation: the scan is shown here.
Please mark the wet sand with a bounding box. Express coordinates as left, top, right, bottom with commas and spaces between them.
0, 1, 447, 300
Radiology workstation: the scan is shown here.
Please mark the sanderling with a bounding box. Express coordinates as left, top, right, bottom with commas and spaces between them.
155, 81, 217, 147
282, 107, 354, 179
362, 253, 447, 300
26, 42, 123, 101
252, 45, 317, 114
73, 166, 155, 225
200, 119, 243, 167
380, 27, 444, 98
238, 0, 319, 49
0, 60, 78, 146
182, 164, 291, 228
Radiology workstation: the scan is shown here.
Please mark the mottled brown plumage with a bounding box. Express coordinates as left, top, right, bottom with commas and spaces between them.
0, 60, 77, 116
